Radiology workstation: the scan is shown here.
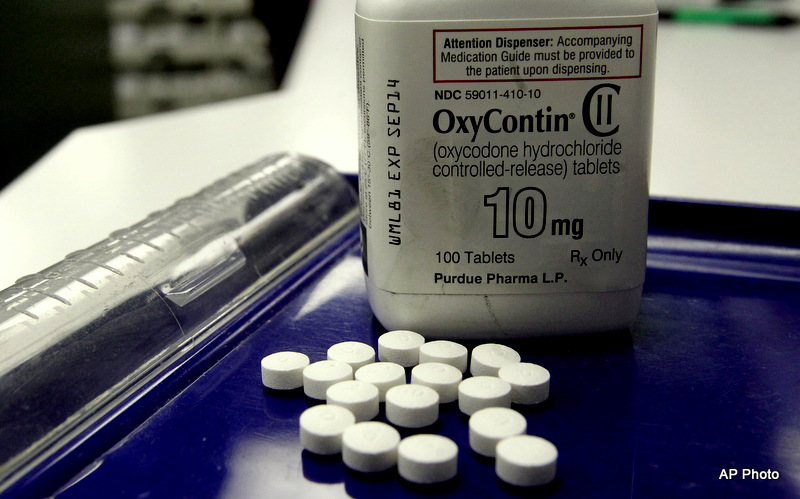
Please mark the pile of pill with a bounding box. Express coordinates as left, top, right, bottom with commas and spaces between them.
260, 330, 556, 487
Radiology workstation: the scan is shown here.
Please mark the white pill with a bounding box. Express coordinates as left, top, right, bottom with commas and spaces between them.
418, 340, 468, 373
457, 376, 512, 415
410, 362, 462, 403
498, 362, 550, 405
378, 330, 425, 367
342, 421, 401, 473
470, 343, 521, 377
385, 384, 439, 428
468, 407, 527, 457
496, 435, 558, 487
326, 380, 379, 422
354, 361, 406, 401
260, 351, 309, 390
302, 360, 353, 400
299, 404, 356, 455
327, 341, 375, 371
398, 434, 458, 484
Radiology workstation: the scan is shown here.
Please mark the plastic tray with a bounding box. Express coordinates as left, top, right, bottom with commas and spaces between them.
8, 199, 800, 498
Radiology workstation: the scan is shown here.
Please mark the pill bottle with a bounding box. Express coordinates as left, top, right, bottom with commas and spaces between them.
356, 0, 658, 338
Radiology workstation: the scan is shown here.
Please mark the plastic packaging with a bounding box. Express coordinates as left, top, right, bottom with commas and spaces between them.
356, 0, 658, 337
0, 152, 358, 486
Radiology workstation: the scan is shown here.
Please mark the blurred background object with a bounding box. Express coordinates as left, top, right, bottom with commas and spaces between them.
0, 0, 309, 190
107, 0, 275, 118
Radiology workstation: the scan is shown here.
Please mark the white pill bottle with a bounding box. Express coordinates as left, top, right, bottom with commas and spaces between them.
356, 0, 658, 338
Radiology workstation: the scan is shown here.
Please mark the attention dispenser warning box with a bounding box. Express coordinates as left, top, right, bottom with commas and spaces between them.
433, 25, 644, 83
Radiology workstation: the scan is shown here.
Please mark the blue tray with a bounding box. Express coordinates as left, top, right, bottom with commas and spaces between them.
8, 200, 800, 498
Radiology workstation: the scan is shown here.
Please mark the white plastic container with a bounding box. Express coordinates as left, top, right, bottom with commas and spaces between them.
356, 0, 658, 338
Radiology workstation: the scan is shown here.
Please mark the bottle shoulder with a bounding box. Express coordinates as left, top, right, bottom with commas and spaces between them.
356, 0, 658, 23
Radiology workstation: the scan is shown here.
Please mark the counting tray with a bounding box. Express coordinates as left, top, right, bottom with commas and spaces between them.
6, 199, 800, 499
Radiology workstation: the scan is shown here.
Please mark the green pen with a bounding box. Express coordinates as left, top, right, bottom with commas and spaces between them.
659, 6, 797, 26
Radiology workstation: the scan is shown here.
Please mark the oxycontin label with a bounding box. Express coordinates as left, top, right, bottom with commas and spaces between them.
357, 17, 656, 295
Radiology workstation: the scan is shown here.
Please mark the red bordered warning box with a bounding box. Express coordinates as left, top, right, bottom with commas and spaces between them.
433, 25, 644, 83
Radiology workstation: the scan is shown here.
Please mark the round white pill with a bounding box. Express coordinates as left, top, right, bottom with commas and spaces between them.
342, 421, 401, 473
260, 351, 310, 390
457, 376, 512, 415
470, 343, 521, 377
496, 435, 558, 487
354, 361, 406, 402
327, 341, 375, 371
410, 362, 462, 403
385, 384, 439, 428
378, 330, 425, 367
498, 362, 550, 405
398, 434, 458, 484
302, 360, 353, 400
299, 404, 356, 455
468, 407, 527, 457
418, 340, 468, 373
326, 380, 379, 422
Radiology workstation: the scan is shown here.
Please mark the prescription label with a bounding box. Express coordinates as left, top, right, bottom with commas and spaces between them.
357, 16, 657, 295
